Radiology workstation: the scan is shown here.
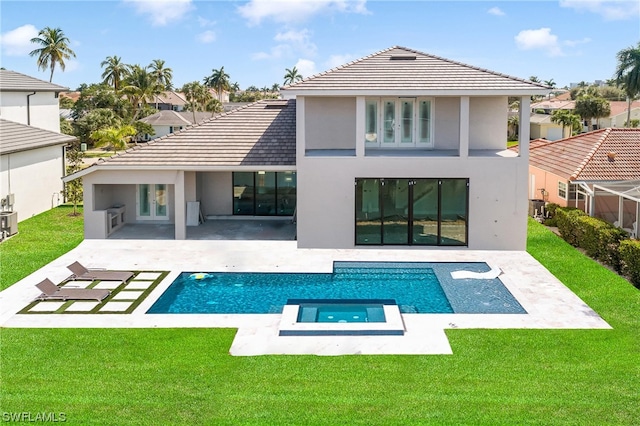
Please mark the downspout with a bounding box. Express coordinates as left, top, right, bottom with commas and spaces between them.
26, 91, 36, 125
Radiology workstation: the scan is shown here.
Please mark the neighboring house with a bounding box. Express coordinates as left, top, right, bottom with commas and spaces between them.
148, 91, 188, 112
139, 110, 214, 140
599, 101, 640, 128
66, 46, 548, 250
0, 69, 69, 133
529, 114, 566, 141
0, 119, 76, 221
526, 128, 640, 235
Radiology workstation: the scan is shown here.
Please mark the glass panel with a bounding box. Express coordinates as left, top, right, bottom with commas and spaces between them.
382, 100, 395, 144
155, 184, 167, 217
233, 172, 255, 215
276, 172, 296, 216
418, 100, 431, 144
139, 184, 150, 217
381, 179, 409, 244
256, 171, 276, 215
365, 100, 378, 144
355, 179, 381, 244
412, 179, 439, 245
400, 100, 413, 144
440, 179, 468, 246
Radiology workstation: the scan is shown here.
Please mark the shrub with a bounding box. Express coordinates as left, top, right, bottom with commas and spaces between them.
542, 203, 560, 226
555, 208, 587, 246
620, 240, 640, 288
575, 216, 627, 272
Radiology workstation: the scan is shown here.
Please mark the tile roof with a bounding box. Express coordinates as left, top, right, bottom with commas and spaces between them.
150, 91, 188, 106
609, 101, 640, 118
0, 70, 69, 92
95, 99, 296, 168
530, 100, 575, 110
529, 128, 640, 181
282, 46, 549, 93
139, 110, 213, 126
0, 119, 76, 155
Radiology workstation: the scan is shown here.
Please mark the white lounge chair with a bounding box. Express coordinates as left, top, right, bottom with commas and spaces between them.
450, 267, 503, 280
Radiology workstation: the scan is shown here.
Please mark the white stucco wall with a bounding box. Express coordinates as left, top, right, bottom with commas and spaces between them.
0, 91, 61, 132
295, 155, 528, 250
433, 97, 460, 150
0, 145, 65, 221
197, 172, 233, 216
304, 97, 356, 150
469, 97, 507, 150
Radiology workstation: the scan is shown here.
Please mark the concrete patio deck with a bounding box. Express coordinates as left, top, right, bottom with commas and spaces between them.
0, 239, 611, 355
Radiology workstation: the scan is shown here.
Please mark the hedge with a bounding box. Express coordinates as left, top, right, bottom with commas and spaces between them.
620, 240, 640, 288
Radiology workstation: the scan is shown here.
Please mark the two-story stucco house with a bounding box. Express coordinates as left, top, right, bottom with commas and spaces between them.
68, 46, 548, 249
0, 70, 75, 223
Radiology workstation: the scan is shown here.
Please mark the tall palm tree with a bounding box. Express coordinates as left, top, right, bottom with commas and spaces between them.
283, 67, 303, 85
29, 27, 76, 82
204, 66, 230, 102
121, 65, 162, 119
101, 55, 130, 93
181, 81, 212, 123
148, 59, 173, 108
149, 59, 173, 91
615, 42, 640, 127
271, 83, 280, 92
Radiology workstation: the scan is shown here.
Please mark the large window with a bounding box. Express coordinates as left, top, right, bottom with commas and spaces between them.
558, 181, 568, 199
365, 98, 433, 148
233, 171, 296, 216
355, 178, 468, 246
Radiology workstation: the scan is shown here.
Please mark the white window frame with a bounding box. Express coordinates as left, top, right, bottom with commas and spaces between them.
364, 97, 434, 148
558, 181, 568, 199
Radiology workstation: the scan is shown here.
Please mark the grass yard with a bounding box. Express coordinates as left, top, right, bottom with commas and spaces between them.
0, 205, 84, 291
1, 217, 639, 425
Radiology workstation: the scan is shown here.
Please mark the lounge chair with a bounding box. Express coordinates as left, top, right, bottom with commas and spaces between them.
35, 278, 111, 301
450, 267, 503, 280
67, 261, 134, 283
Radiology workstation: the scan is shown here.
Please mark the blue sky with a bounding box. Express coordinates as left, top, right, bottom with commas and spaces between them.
1, 0, 638, 91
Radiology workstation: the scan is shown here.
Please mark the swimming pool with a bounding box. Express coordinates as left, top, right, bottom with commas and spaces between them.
147, 261, 526, 314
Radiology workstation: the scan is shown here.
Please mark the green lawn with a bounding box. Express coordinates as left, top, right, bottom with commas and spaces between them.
1, 217, 638, 425
0, 205, 84, 291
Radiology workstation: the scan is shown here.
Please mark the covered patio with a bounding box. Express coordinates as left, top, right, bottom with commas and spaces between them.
592, 180, 639, 239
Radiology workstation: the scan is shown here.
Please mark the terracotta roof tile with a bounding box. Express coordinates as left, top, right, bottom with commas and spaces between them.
529, 128, 640, 181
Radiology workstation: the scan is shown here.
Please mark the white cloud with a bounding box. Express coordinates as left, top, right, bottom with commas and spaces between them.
253, 29, 316, 60
563, 37, 592, 47
123, 0, 194, 26
0, 24, 39, 56
487, 7, 505, 16
197, 30, 216, 44
559, 0, 640, 21
295, 58, 317, 79
237, 0, 369, 26
515, 28, 563, 57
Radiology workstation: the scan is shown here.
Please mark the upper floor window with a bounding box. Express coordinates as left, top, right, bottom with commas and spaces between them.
365, 97, 433, 148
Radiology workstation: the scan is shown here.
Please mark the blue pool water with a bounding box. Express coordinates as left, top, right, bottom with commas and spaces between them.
296, 301, 388, 323
147, 261, 526, 314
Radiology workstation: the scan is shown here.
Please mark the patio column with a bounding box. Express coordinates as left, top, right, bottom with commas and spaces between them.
459, 96, 469, 158
355, 96, 365, 157
518, 96, 531, 160
174, 170, 186, 240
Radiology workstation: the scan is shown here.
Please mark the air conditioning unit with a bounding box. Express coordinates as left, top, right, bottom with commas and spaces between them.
0, 211, 18, 237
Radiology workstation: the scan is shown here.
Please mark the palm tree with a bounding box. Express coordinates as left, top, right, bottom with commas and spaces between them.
148, 59, 173, 108
544, 79, 556, 100
204, 66, 230, 102
100, 56, 130, 93
283, 67, 303, 85
181, 81, 212, 123
121, 65, 162, 119
529, 76, 540, 83
271, 83, 280, 92
551, 110, 581, 138
90, 125, 137, 154
29, 27, 76, 82
615, 42, 640, 127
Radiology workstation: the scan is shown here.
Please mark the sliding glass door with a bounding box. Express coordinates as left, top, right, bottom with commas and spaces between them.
355, 178, 468, 246
233, 172, 297, 216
